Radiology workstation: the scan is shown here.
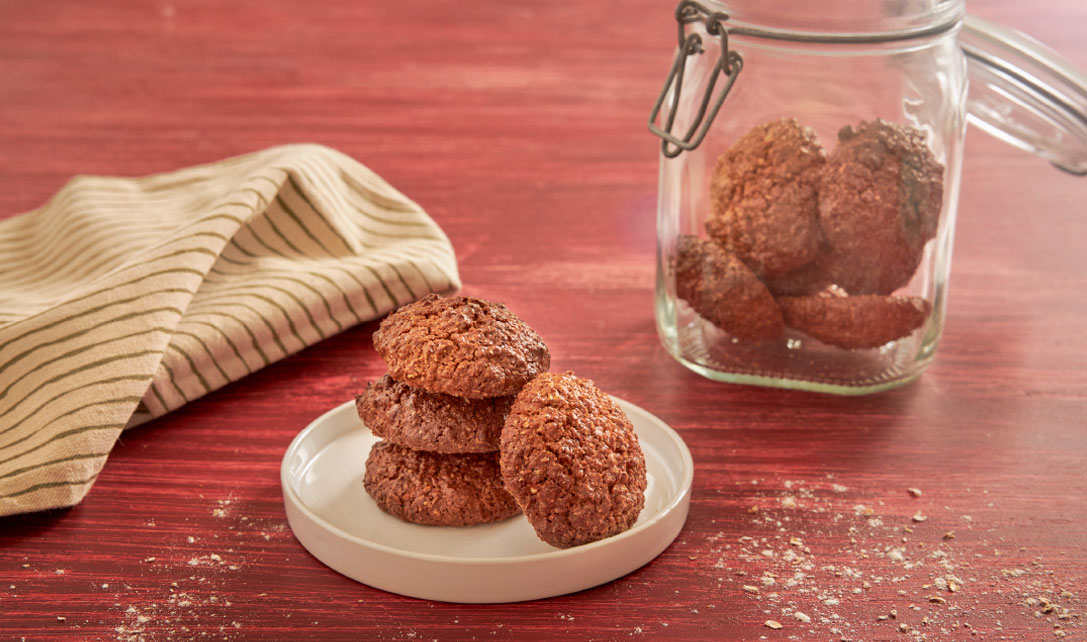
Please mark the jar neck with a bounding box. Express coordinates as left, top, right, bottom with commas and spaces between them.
706, 0, 964, 43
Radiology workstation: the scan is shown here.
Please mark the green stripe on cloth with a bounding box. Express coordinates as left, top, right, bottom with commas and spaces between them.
0, 144, 460, 516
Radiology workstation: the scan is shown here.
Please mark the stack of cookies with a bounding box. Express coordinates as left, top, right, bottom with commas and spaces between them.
357, 294, 550, 527
357, 294, 649, 550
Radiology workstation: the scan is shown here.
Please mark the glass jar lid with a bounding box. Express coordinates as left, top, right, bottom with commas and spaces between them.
962, 15, 1087, 175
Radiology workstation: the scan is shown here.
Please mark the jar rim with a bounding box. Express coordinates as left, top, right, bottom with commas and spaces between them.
705, 0, 964, 44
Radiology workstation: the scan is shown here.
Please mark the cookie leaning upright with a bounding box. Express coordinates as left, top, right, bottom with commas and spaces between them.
501, 372, 647, 549
673, 234, 784, 341
373, 294, 551, 399
817, 119, 944, 295
706, 117, 827, 281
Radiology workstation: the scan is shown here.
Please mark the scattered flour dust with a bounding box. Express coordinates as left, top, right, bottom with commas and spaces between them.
16, 495, 294, 642
701, 477, 1084, 641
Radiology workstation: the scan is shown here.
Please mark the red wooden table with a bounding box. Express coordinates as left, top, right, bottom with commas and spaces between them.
2, 1, 1085, 640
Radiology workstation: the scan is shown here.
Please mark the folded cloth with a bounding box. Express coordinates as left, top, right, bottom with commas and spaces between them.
0, 144, 460, 516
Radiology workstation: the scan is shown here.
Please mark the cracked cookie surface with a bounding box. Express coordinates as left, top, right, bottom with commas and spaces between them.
356, 374, 513, 453
706, 117, 827, 280
363, 441, 521, 526
372, 294, 550, 399
500, 372, 647, 549
818, 119, 944, 294
777, 290, 932, 350
674, 235, 784, 341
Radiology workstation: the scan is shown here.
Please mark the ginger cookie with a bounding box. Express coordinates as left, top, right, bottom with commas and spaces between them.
356, 374, 513, 453
706, 117, 827, 280
674, 235, 784, 341
372, 294, 550, 399
500, 372, 647, 549
777, 290, 932, 350
818, 119, 944, 294
363, 441, 521, 526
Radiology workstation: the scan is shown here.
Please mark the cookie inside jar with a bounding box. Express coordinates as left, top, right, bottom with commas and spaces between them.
668, 116, 945, 390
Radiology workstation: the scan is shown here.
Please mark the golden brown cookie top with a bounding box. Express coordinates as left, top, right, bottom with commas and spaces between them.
832, 119, 944, 244
372, 294, 550, 399
500, 372, 647, 549
707, 117, 827, 280
818, 119, 944, 294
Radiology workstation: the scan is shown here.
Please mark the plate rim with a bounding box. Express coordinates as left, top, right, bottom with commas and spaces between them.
280, 396, 694, 565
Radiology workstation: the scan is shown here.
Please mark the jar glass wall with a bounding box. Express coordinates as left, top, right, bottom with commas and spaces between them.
653, 10, 968, 393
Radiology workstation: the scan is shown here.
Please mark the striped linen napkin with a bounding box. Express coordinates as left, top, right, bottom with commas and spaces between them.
0, 144, 460, 516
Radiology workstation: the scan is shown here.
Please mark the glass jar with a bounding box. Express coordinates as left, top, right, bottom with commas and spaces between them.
650, 0, 1087, 394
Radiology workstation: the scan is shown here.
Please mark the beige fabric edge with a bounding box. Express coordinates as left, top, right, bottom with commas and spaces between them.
0, 144, 460, 516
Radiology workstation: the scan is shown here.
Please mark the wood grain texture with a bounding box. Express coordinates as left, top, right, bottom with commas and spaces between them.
1, 1, 1085, 641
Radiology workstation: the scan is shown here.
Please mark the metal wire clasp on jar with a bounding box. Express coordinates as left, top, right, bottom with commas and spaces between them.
647, 0, 1087, 394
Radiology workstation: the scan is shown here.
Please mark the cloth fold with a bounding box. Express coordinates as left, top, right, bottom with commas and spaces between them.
0, 144, 460, 516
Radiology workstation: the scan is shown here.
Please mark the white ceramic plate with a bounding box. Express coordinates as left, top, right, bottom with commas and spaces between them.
280, 397, 693, 603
